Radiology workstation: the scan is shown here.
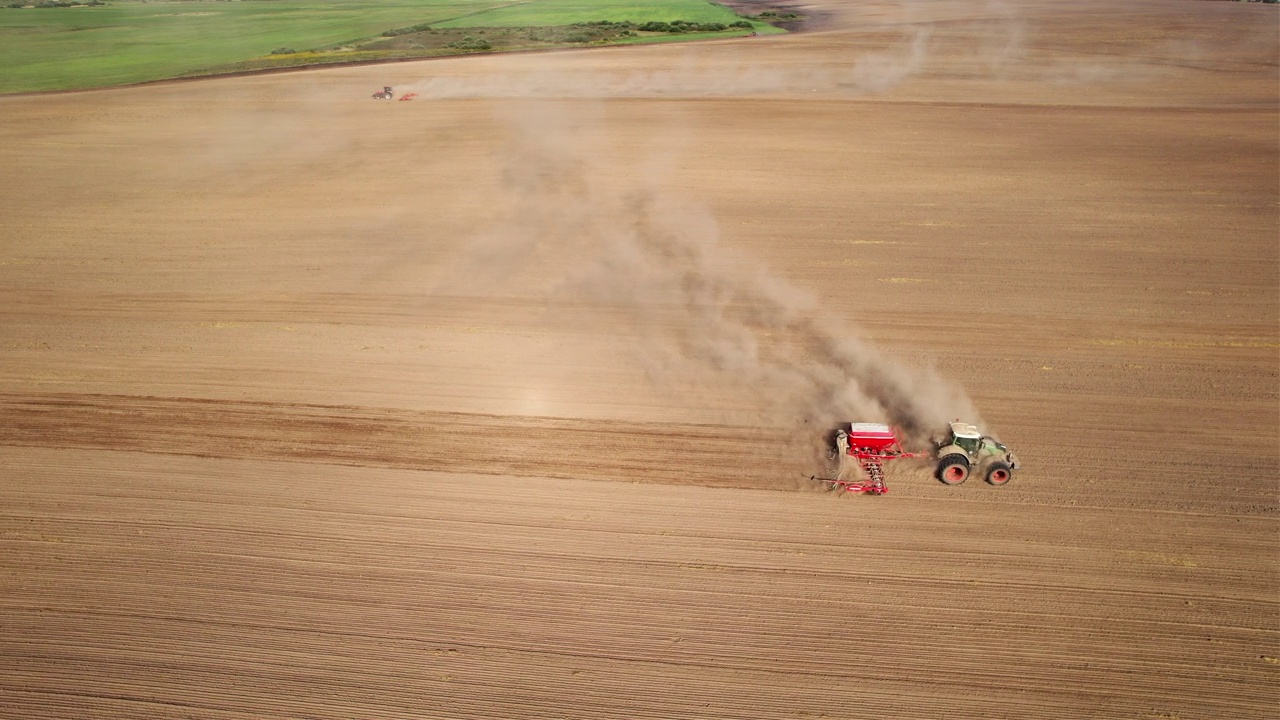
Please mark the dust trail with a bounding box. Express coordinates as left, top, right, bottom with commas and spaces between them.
418, 2, 1013, 464
433, 100, 978, 464
402, 34, 940, 100
399, 0, 1030, 101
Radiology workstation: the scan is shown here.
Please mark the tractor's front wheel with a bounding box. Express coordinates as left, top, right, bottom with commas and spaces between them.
985, 461, 1012, 486
936, 454, 970, 485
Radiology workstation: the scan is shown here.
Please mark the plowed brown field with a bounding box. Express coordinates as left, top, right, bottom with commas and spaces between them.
2, 1, 1277, 718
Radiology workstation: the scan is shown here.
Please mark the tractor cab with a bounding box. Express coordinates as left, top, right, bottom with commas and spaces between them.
947, 421, 982, 455
935, 421, 1019, 486
945, 421, 1010, 458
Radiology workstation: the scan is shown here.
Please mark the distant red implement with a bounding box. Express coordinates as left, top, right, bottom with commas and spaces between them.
814, 423, 923, 496
398, 93, 419, 102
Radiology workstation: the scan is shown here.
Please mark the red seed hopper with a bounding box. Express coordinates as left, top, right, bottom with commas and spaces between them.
818, 423, 924, 495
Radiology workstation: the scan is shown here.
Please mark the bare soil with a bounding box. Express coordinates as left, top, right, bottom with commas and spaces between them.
1, 1, 1277, 718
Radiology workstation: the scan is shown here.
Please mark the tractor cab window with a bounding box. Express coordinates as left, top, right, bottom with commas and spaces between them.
953, 434, 979, 454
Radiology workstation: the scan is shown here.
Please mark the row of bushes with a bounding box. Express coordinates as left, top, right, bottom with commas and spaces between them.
636, 20, 753, 32
526, 26, 626, 43
754, 10, 800, 20
445, 35, 491, 51
382, 21, 435, 37
5, 0, 105, 7
373, 18, 747, 37
567, 19, 752, 31
569, 20, 635, 29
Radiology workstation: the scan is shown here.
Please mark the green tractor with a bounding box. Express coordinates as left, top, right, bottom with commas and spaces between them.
935, 422, 1020, 486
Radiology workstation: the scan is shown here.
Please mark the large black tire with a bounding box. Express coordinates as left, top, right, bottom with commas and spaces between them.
936, 454, 970, 485
985, 461, 1013, 486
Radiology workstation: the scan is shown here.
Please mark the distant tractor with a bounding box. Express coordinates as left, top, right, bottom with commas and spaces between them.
372, 86, 394, 100
935, 421, 1020, 486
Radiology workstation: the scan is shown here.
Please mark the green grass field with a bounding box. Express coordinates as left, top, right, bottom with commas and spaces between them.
0, 0, 781, 94
0, 0, 505, 92
432, 0, 743, 28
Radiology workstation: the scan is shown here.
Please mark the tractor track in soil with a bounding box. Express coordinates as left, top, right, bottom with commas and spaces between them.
0, 392, 790, 490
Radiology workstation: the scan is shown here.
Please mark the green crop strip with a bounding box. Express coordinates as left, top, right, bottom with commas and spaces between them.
0, 0, 785, 94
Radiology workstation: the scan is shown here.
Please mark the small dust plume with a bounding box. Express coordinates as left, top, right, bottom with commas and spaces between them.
432, 100, 978, 472
403, 35, 938, 100
400, 0, 1031, 101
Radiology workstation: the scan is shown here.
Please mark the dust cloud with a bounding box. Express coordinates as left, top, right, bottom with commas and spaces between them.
402, 36, 940, 100
400, 0, 1030, 100
417, 2, 1021, 460
431, 99, 978, 458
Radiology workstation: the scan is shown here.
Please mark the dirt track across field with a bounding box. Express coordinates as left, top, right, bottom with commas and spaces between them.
2, 1, 1278, 718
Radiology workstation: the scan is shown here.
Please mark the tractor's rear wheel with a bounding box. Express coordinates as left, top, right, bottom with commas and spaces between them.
985, 461, 1012, 486
936, 454, 970, 485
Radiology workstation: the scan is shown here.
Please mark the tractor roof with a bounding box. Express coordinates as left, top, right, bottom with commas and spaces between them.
949, 422, 981, 439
